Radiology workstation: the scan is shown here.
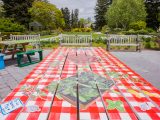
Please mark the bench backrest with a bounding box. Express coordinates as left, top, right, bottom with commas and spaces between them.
107, 35, 139, 44
60, 34, 92, 46
10, 34, 40, 41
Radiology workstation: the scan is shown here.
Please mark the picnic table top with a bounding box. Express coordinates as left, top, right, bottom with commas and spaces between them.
0, 47, 160, 120
0, 39, 39, 45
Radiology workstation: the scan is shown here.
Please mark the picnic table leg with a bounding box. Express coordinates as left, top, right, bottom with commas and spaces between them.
27, 54, 32, 63
38, 51, 43, 61
12, 44, 17, 59
1, 45, 8, 54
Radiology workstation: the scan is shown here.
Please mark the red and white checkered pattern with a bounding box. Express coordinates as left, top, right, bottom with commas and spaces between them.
0, 47, 159, 120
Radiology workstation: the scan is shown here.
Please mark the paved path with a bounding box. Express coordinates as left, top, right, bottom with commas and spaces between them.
111, 50, 160, 90
0, 49, 159, 101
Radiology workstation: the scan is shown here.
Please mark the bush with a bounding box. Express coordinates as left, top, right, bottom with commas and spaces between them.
101, 25, 110, 34
0, 18, 25, 32
146, 28, 156, 34
136, 29, 149, 35
72, 28, 92, 32
123, 29, 137, 35
129, 21, 146, 30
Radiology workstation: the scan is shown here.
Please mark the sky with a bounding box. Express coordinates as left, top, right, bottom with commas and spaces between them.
49, 0, 97, 20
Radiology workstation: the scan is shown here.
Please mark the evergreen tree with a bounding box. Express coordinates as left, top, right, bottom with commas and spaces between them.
61, 7, 71, 30
71, 10, 74, 28
145, 0, 160, 30
94, 0, 111, 30
2, 0, 34, 27
74, 9, 79, 28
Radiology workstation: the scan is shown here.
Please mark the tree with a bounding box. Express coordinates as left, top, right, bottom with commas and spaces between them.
145, 0, 160, 30
74, 9, 79, 28
106, 0, 147, 29
94, 0, 111, 30
70, 9, 79, 28
29, 1, 65, 30
2, 0, 34, 27
61, 7, 71, 30
0, 0, 4, 17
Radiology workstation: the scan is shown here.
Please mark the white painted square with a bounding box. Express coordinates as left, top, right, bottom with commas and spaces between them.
143, 86, 152, 90
17, 113, 29, 120
96, 102, 103, 107
118, 86, 126, 89
44, 101, 52, 107
80, 113, 91, 120
137, 113, 152, 120
38, 113, 48, 120
123, 93, 133, 97
99, 113, 108, 120
62, 101, 71, 107
119, 113, 132, 120
26, 101, 36, 106
37, 85, 45, 89
109, 93, 118, 97
15, 92, 23, 96
27, 78, 34, 82
60, 113, 70, 120
127, 72, 133, 75
129, 102, 139, 106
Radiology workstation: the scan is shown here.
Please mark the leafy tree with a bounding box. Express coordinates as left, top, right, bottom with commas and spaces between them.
29, 1, 65, 30
0, 18, 25, 32
106, 0, 147, 29
2, 0, 34, 26
145, 0, 160, 30
61, 7, 71, 30
94, 0, 111, 30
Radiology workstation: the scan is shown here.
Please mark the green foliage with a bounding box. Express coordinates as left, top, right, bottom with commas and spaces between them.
2, 0, 34, 26
29, 1, 65, 30
129, 21, 146, 30
61, 7, 71, 30
0, 1, 4, 17
0, 18, 25, 32
145, 1, 160, 30
94, 0, 110, 30
101, 25, 110, 34
72, 28, 92, 32
106, 0, 147, 29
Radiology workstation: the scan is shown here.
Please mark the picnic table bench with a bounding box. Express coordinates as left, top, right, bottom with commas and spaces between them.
0, 34, 41, 59
16, 49, 43, 67
106, 35, 141, 51
60, 34, 92, 46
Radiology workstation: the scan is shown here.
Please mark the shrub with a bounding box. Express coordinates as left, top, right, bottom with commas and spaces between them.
123, 29, 137, 35
101, 25, 110, 34
129, 21, 146, 30
136, 29, 148, 35
146, 28, 156, 34
0, 18, 25, 32
71, 28, 92, 32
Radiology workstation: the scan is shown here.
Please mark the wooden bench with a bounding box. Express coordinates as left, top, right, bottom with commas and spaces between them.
16, 49, 43, 67
59, 34, 92, 46
10, 34, 41, 49
106, 35, 141, 52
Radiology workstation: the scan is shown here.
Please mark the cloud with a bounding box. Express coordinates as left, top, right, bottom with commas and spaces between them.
49, 0, 96, 20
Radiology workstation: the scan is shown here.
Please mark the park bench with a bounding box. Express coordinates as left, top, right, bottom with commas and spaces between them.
106, 34, 141, 52
16, 49, 43, 67
59, 34, 92, 46
9, 34, 41, 49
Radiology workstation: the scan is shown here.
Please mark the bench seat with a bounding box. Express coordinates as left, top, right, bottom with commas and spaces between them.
16, 49, 43, 67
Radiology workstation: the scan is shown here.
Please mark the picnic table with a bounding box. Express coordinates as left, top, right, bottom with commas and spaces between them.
0, 40, 40, 59
0, 47, 160, 120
